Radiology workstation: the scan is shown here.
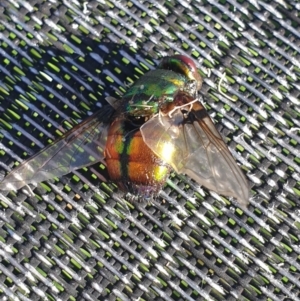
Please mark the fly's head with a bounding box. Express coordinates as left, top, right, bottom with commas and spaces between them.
158, 55, 202, 96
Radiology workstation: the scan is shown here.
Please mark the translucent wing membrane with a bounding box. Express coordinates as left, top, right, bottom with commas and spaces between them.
140, 102, 249, 207
0, 106, 115, 191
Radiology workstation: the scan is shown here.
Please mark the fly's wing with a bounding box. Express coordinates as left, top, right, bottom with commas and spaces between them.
140, 102, 249, 208
0, 105, 115, 191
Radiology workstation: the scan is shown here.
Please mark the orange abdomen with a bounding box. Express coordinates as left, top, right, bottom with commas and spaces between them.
104, 118, 170, 198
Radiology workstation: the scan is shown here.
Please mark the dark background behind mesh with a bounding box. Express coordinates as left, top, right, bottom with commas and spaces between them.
0, 0, 299, 300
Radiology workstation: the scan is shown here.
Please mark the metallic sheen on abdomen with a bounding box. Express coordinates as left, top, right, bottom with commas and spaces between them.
104, 118, 170, 197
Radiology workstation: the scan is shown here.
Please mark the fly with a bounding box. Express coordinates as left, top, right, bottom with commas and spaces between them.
0, 55, 249, 207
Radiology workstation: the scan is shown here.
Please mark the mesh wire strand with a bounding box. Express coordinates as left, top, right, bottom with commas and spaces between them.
0, 0, 300, 300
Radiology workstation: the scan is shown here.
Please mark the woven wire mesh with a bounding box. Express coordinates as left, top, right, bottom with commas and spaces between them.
0, 0, 299, 300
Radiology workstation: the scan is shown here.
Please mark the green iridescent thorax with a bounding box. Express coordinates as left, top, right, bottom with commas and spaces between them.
123, 69, 187, 117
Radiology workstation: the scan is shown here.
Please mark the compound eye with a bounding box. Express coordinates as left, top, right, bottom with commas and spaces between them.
159, 55, 202, 90
174, 55, 197, 73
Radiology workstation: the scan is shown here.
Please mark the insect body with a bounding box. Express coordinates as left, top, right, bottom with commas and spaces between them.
105, 118, 170, 198
0, 55, 249, 207
105, 55, 203, 199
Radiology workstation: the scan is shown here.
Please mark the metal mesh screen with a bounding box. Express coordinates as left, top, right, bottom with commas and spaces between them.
0, 0, 299, 300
